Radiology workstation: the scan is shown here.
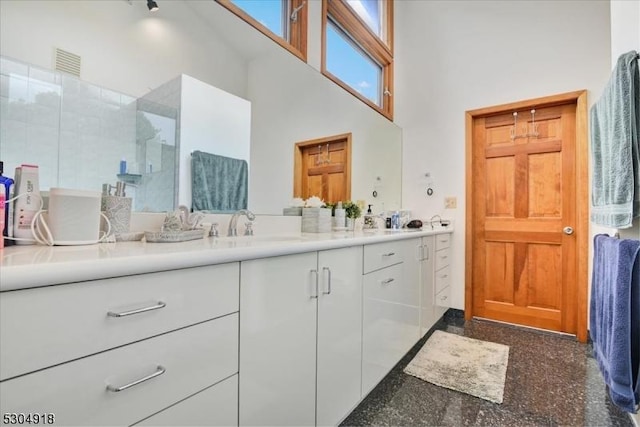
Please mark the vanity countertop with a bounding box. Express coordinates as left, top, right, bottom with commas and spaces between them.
0, 227, 453, 291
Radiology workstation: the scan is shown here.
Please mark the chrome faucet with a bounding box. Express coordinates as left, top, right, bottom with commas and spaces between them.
429, 214, 442, 229
228, 209, 256, 236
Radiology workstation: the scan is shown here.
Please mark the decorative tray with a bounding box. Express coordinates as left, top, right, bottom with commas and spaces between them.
144, 229, 204, 243
116, 231, 145, 242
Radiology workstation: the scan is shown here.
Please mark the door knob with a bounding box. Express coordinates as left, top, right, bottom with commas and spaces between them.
563, 226, 574, 235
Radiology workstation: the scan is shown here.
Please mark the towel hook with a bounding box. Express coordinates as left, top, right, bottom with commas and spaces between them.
529, 109, 539, 138
510, 112, 518, 141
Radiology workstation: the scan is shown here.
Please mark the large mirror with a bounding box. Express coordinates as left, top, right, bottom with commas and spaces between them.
0, 0, 402, 215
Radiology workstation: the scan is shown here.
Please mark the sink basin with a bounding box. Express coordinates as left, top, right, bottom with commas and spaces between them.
215, 235, 304, 243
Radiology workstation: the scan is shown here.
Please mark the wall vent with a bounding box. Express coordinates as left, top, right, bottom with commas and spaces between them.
54, 48, 81, 77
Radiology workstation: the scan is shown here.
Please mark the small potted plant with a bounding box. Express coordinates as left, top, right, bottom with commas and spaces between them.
343, 201, 362, 230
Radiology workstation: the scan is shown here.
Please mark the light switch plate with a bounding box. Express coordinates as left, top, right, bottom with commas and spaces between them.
445, 197, 457, 209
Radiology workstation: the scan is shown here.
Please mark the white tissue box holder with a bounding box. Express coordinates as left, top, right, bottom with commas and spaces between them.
301, 207, 331, 233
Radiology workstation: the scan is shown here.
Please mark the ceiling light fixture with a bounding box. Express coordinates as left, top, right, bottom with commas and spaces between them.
147, 0, 159, 12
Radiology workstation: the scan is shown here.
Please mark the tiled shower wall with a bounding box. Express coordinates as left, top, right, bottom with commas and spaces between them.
0, 56, 176, 212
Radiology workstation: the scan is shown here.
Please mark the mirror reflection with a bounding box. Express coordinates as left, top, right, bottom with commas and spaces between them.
0, 0, 402, 215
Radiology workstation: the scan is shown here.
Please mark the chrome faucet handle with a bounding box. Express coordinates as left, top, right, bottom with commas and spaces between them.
244, 222, 254, 236
208, 223, 219, 237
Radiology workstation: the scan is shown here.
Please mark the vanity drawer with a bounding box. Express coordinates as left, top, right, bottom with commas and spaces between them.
435, 286, 451, 308
435, 233, 451, 251
434, 265, 451, 295
363, 263, 418, 307
435, 248, 451, 271
136, 374, 238, 426
0, 313, 239, 427
0, 263, 239, 381
363, 241, 404, 274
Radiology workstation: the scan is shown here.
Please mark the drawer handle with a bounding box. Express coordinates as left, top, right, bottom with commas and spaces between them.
381, 278, 395, 285
106, 365, 166, 392
440, 255, 448, 259
310, 269, 319, 299
439, 274, 449, 278
440, 239, 448, 243
382, 252, 396, 257
440, 295, 448, 301
323, 267, 332, 295
107, 301, 166, 318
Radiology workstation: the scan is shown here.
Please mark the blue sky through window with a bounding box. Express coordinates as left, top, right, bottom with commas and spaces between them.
326, 21, 381, 105
347, 0, 381, 37
231, 0, 284, 38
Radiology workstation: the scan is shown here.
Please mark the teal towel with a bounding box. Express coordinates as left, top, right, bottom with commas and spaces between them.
590, 51, 640, 228
191, 150, 248, 213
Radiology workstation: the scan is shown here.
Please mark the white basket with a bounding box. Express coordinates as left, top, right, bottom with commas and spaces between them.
301, 207, 331, 233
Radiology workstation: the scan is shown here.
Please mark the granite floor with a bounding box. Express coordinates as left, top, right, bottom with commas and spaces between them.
341, 310, 635, 427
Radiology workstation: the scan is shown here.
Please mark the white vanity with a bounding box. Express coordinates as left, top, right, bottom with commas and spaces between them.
0, 227, 452, 426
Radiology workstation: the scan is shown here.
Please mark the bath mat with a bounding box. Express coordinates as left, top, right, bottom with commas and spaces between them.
403, 330, 509, 404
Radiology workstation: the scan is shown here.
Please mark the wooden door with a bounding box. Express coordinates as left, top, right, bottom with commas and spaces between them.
294, 133, 351, 203
466, 92, 588, 340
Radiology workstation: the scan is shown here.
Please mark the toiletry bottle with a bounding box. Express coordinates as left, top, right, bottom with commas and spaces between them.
0, 161, 15, 246
334, 201, 346, 228
13, 164, 40, 245
364, 204, 377, 229
119, 158, 127, 175
391, 211, 401, 229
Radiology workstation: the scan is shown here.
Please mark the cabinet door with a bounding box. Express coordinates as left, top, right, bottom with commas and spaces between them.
420, 236, 436, 335
239, 253, 318, 427
317, 246, 363, 427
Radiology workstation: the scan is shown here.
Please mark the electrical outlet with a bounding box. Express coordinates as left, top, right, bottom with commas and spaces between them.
444, 197, 457, 209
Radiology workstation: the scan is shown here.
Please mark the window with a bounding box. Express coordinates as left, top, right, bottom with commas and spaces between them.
323, 0, 393, 119
217, 0, 307, 61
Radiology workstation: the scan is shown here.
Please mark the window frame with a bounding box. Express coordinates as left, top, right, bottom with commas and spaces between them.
322, 0, 394, 120
216, 0, 308, 61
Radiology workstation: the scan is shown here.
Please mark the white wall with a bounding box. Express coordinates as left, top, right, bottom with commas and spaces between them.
394, 0, 612, 309
247, 51, 402, 214
0, 0, 248, 100
180, 75, 251, 209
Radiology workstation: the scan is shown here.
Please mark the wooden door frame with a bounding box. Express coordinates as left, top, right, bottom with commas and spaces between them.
464, 90, 589, 342
293, 133, 352, 199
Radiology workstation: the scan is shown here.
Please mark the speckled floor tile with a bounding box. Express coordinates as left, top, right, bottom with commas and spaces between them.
341, 311, 634, 427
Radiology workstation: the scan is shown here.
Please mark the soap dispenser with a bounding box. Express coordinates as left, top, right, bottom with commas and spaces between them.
101, 181, 132, 239
363, 204, 377, 229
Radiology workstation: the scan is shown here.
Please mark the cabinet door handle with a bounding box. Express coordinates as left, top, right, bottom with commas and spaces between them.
381, 278, 395, 285
107, 301, 166, 318
310, 269, 319, 299
382, 252, 396, 257
106, 365, 166, 392
322, 267, 332, 295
